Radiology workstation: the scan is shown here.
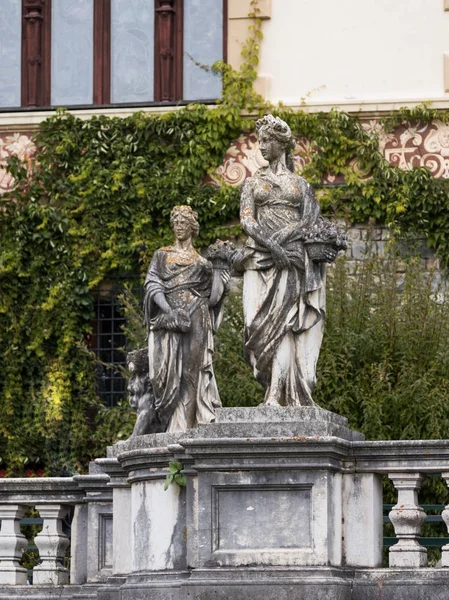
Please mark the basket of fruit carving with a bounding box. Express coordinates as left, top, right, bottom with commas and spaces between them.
303, 220, 347, 263
205, 240, 238, 270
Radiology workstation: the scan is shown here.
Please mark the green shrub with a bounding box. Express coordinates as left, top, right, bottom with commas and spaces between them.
316, 248, 449, 442
214, 285, 264, 407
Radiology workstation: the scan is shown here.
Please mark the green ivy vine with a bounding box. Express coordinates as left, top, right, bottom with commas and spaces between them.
1, 0, 449, 474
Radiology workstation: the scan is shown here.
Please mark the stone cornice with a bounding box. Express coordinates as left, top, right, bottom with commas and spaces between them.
267, 97, 449, 118
0, 477, 84, 504
3, 97, 449, 133
0, 104, 190, 132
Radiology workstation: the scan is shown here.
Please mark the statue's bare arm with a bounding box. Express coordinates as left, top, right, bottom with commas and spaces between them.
209, 270, 231, 307
153, 292, 171, 313
240, 180, 270, 247
132, 408, 153, 437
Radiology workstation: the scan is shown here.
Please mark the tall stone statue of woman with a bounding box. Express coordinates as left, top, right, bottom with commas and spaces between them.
143, 205, 230, 433
240, 115, 346, 407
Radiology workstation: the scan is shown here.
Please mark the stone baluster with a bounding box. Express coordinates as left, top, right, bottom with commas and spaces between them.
33, 504, 71, 584
0, 504, 29, 584
388, 473, 427, 567
440, 471, 449, 566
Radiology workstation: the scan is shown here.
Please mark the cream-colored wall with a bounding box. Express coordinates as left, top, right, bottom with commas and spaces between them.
255, 0, 449, 109
227, 0, 273, 97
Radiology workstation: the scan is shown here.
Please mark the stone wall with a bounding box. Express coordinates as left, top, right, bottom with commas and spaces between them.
343, 223, 441, 273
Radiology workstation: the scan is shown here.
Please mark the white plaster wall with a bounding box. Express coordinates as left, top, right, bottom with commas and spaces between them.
259, 0, 449, 106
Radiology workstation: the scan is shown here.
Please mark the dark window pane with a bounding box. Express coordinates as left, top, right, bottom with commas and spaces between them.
99, 305, 112, 320
112, 349, 126, 364
92, 277, 142, 407
112, 377, 127, 393
113, 318, 125, 333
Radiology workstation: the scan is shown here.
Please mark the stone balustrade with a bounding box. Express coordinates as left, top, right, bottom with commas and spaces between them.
0, 466, 112, 587
353, 438, 449, 570
1, 409, 449, 599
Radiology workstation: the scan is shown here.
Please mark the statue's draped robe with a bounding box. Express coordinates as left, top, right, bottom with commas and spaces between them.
242, 169, 326, 406
144, 248, 222, 432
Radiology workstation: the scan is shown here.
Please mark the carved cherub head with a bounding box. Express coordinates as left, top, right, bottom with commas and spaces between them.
127, 348, 150, 411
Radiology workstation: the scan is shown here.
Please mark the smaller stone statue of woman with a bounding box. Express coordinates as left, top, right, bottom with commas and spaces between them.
142, 205, 231, 433
240, 115, 346, 407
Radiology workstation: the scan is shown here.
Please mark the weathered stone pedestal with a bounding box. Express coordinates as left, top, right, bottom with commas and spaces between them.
97, 406, 385, 600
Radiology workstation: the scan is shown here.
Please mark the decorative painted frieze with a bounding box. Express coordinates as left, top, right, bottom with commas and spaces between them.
212, 119, 449, 187
0, 133, 36, 193
4, 118, 449, 195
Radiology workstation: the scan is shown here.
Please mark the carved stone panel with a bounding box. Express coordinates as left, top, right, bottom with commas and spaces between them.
213, 484, 312, 551
86, 504, 114, 582
193, 469, 342, 568
98, 513, 113, 570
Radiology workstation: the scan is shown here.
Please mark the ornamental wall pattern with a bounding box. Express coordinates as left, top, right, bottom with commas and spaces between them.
211, 119, 449, 186
3, 119, 449, 194
0, 132, 36, 193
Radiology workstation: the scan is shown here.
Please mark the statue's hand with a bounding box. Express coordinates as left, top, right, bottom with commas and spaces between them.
165, 313, 178, 330
306, 243, 339, 263
322, 247, 338, 263
173, 308, 191, 332
221, 270, 231, 293
270, 241, 290, 270
151, 308, 191, 332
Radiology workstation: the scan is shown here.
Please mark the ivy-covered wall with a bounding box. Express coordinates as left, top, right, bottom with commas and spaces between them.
1, 3, 449, 475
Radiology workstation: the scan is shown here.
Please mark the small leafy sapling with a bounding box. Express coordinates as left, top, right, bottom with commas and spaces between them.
164, 461, 187, 491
